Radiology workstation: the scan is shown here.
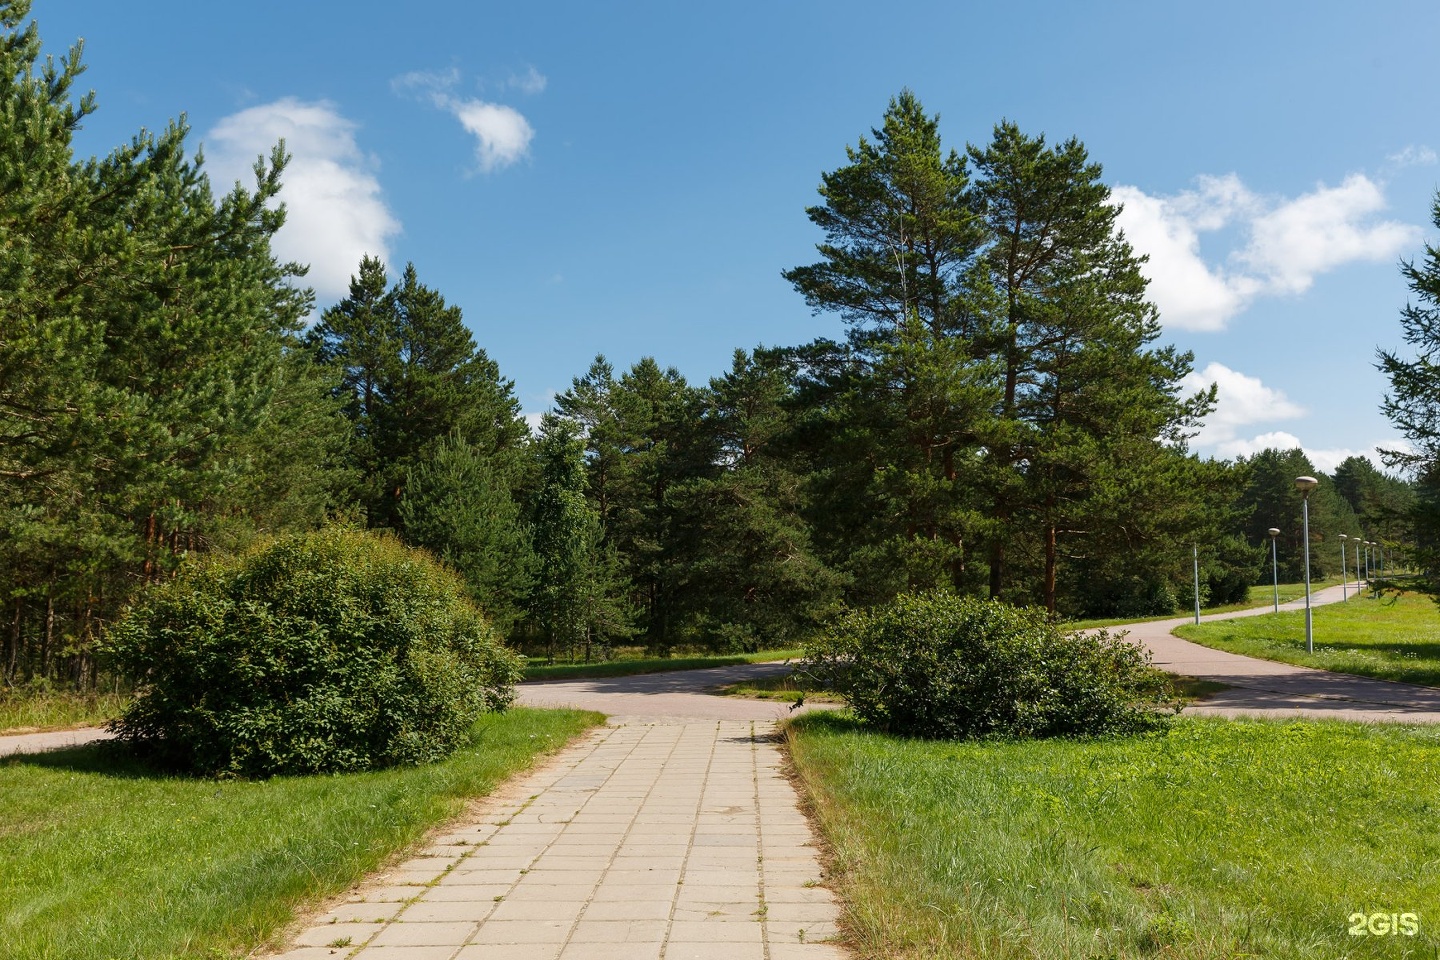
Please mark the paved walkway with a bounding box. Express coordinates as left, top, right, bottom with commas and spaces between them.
1125, 583, 1440, 723
271, 717, 845, 960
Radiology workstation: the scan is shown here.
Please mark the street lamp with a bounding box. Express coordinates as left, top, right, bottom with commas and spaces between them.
1269, 528, 1281, 613
1193, 543, 1201, 625
1296, 476, 1318, 654
1339, 534, 1349, 601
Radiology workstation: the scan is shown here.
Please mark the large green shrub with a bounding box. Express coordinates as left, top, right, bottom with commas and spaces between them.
801, 593, 1170, 739
103, 528, 525, 776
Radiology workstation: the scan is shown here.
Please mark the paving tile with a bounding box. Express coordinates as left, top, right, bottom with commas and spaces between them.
568, 919, 670, 942
268, 719, 851, 959
293, 921, 384, 946
367, 921, 477, 947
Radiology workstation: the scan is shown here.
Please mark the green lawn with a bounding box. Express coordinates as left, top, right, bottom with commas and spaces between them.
523, 648, 799, 681
1174, 590, 1440, 687
0, 707, 602, 960
787, 712, 1439, 959
0, 690, 129, 733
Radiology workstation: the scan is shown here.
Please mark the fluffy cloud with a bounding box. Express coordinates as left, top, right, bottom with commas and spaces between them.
451, 100, 534, 172
1182, 361, 1305, 450
1181, 362, 1403, 471
1114, 173, 1419, 332
205, 98, 401, 302
394, 69, 535, 173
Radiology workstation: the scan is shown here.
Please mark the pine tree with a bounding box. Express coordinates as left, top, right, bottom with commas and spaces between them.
309, 258, 528, 531
528, 415, 634, 660
1379, 190, 1440, 588
398, 434, 534, 633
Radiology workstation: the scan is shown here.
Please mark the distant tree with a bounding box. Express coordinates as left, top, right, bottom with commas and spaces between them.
528, 415, 634, 660
398, 434, 533, 633
665, 350, 844, 649
782, 94, 996, 599
1236, 448, 1354, 583
309, 259, 527, 531
1379, 190, 1440, 588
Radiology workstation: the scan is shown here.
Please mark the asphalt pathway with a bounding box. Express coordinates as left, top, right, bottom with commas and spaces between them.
1125, 582, 1440, 723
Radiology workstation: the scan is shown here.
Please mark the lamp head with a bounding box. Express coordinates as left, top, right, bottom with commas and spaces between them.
1294, 476, 1318, 494
1268, 527, 1281, 537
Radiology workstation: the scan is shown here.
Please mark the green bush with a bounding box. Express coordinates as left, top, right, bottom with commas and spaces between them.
801, 592, 1171, 739
103, 528, 525, 776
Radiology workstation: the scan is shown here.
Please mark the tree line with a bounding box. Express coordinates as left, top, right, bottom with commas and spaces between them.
1, 5, 1426, 690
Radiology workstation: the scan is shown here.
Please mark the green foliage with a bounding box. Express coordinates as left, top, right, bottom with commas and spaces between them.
0, 3, 350, 690
308, 257, 528, 532
398, 434, 533, 633
783, 93, 1215, 618
1379, 190, 1440, 594
802, 592, 1170, 739
102, 528, 524, 776
527, 415, 636, 659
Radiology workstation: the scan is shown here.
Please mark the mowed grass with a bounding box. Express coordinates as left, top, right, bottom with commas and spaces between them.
786, 712, 1440, 959
523, 648, 799, 681
0, 690, 128, 733
0, 707, 602, 960
1175, 590, 1440, 687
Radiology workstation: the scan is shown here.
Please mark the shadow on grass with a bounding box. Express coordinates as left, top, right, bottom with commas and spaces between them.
0, 738, 170, 780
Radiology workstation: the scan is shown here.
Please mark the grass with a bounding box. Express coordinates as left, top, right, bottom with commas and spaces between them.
0, 706, 603, 960
715, 672, 843, 703
1069, 576, 1348, 630
786, 712, 1440, 959
0, 689, 129, 733
1174, 590, 1440, 687
523, 648, 799, 681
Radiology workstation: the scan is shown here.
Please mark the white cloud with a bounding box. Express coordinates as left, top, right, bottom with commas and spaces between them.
1213, 430, 1305, 461
509, 66, 547, 94
1240, 175, 1419, 295
1182, 362, 1305, 450
1387, 145, 1437, 168
205, 98, 401, 302
394, 69, 535, 173
451, 100, 534, 172
1114, 172, 1419, 332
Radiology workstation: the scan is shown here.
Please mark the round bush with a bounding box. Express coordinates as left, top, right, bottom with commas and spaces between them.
801, 592, 1170, 739
103, 528, 525, 776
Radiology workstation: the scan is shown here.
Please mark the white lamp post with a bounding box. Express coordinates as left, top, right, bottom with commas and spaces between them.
1193, 544, 1201, 625
1269, 527, 1281, 613
1296, 476, 1318, 654
1339, 534, 1349, 601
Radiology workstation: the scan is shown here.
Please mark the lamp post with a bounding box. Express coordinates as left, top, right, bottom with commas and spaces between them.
1193, 543, 1201, 625
1269, 528, 1281, 613
1355, 535, 1363, 591
1296, 476, 1318, 653
1339, 534, 1349, 601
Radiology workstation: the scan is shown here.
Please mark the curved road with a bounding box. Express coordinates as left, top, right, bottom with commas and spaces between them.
5, 583, 1439, 759
1123, 582, 1440, 722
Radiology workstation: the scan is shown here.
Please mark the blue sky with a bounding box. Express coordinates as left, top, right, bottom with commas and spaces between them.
36, 0, 1440, 472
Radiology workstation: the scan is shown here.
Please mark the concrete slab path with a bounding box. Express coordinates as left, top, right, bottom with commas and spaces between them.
270, 717, 847, 960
